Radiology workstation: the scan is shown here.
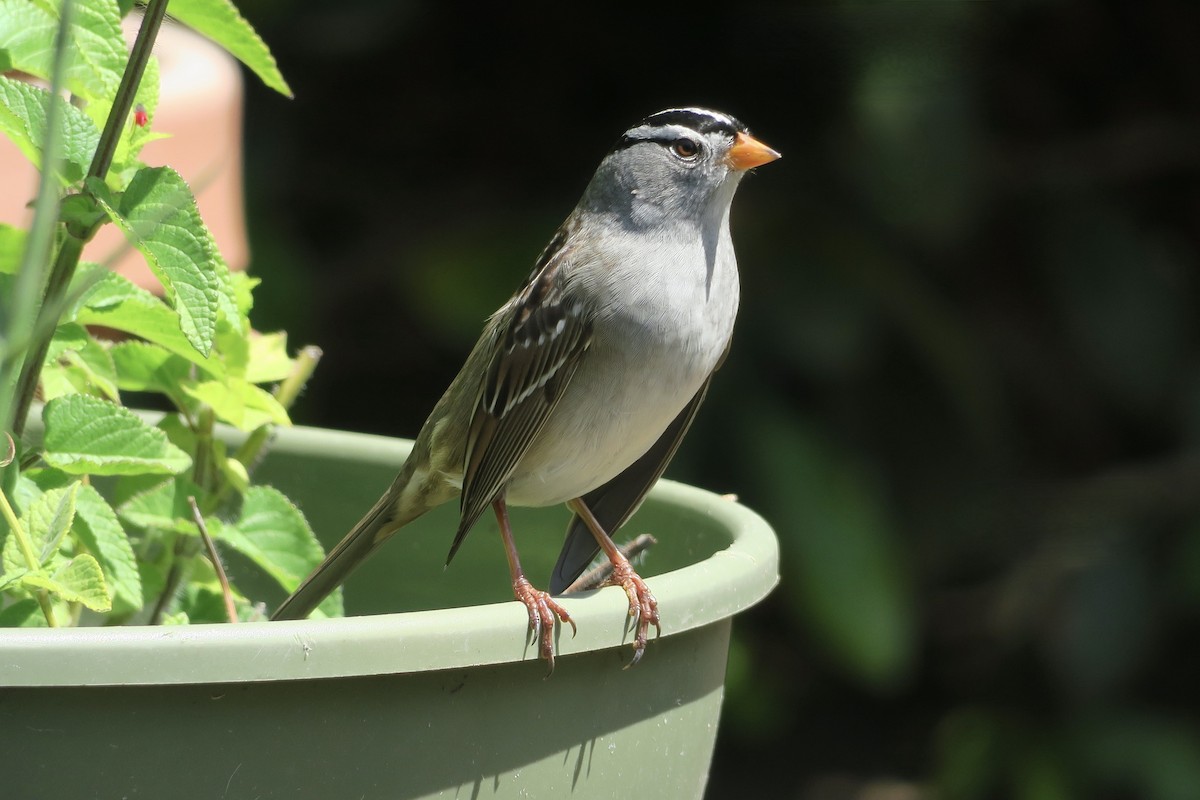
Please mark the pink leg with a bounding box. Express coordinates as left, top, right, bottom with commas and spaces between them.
567, 498, 661, 667
494, 498, 576, 674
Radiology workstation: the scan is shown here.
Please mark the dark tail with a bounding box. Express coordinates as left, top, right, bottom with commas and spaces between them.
271, 489, 401, 621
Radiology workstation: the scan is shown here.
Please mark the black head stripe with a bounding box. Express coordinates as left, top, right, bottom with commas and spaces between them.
640, 108, 745, 136
610, 108, 746, 154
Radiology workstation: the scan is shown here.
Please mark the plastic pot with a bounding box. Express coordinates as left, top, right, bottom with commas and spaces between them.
0, 423, 778, 799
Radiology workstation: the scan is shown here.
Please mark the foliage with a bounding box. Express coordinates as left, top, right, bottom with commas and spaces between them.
0, 0, 337, 626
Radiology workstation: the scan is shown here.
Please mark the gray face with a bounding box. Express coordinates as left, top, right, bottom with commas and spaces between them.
581, 108, 748, 230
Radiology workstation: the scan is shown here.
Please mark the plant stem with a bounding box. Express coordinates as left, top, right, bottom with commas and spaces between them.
11, 236, 83, 436
10, 0, 171, 437
0, 487, 57, 627
190, 496, 237, 623
87, 0, 170, 181
274, 345, 323, 410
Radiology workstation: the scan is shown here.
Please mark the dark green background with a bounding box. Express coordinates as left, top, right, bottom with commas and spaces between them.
235, 1, 1200, 797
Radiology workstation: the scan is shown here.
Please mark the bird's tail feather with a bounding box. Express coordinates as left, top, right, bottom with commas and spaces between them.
271, 488, 402, 621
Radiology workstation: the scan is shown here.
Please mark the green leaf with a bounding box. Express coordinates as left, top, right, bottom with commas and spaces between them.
230, 271, 257, 316
182, 378, 291, 432
0, 565, 30, 591
2, 483, 79, 574
73, 267, 226, 376
41, 394, 192, 476
246, 331, 295, 383
63, 0, 125, 116
165, 0, 292, 97
40, 325, 119, 402
30, 482, 78, 563
216, 485, 342, 615
0, 75, 100, 183
110, 340, 191, 394
117, 477, 201, 535
73, 483, 141, 613
91, 167, 236, 355
45, 322, 90, 361
0, 597, 47, 626
23, 553, 111, 611
0, 0, 124, 110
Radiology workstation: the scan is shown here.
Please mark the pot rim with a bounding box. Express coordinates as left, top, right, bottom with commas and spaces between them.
0, 424, 779, 687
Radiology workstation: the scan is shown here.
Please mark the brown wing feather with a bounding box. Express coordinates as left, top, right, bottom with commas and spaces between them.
446, 224, 593, 562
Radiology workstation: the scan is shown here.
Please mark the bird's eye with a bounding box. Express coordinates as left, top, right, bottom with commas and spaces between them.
671, 138, 700, 159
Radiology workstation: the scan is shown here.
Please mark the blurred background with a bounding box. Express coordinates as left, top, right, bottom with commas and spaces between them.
227, 1, 1200, 797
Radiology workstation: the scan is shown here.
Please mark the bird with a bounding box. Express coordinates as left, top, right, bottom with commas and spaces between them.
271, 107, 779, 671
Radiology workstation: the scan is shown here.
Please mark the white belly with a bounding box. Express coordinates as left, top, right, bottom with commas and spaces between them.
505, 243, 738, 507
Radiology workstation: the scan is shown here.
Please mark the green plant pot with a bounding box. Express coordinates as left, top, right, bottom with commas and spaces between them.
0, 424, 778, 799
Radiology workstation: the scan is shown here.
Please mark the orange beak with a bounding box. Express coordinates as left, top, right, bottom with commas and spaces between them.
726, 131, 781, 170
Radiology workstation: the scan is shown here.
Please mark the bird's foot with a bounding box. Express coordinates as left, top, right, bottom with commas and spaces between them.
606, 561, 660, 667
512, 577, 576, 675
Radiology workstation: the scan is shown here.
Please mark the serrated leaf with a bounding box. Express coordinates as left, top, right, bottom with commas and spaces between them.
91, 167, 235, 355
0, 75, 100, 184
64, 0, 125, 114
41, 394, 192, 476
216, 485, 341, 614
3, 483, 79, 573
73, 483, 141, 613
165, 0, 292, 97
23, 553, 111, 611
31, 482, 78, 563
183, 378, 291, 432
231, 272, 258, 316
2, 524, 22, 576
0, 0, 124, 109
73, 267, 226, 377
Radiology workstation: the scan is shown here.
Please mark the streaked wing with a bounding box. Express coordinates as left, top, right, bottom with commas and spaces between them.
446, 224, 593, 562
549, 373, 715, 594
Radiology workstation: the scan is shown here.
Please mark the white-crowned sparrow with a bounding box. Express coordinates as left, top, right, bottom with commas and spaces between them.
272, 107, 779, 669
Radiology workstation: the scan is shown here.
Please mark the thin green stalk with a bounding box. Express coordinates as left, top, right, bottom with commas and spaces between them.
1, 0, 75, 436
10, 0, 172, 437
0, 487, 57, 627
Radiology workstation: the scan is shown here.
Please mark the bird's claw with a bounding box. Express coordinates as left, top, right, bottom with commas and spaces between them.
607, 561, 660, 668
512, 577, 575, 675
